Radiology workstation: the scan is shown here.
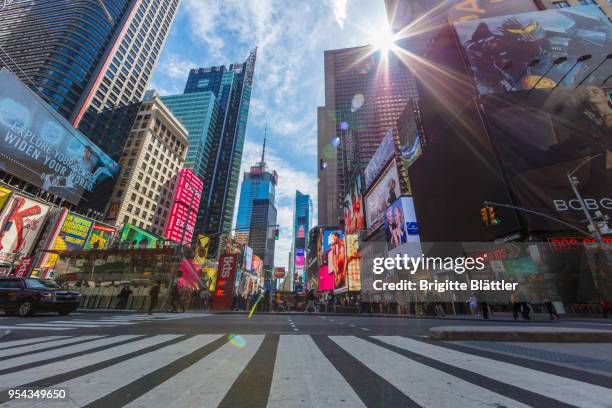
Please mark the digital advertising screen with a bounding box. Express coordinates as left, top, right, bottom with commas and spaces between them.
364, 161, 401, 231
84, 223, 115, 249
364, 129, 395, 189
383, 197, 423, 259
120, 223, 161, 248
343, 176, 365, 235
0, 194, 50, 265
321, 229, 346, 292
41, 210, 94, 270
165, 169, 203, 244
454, 6, 612, 94
345, 234, 361, 292
0, 68, 120, 205
481, 89, 612, 231
193, 234, 210, 266
0, 187, 11, 213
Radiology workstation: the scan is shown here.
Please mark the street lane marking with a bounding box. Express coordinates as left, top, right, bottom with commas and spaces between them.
0, 336, 70, 350
16, 323, 107, 328
0, 325, 71, 331
0, 335, 177, 393
0, 336, 100, 358
331, 336, 529, 408
373, 336, 612, 408
28, 335, 223, 408
0, 335, 125, 371
293, 328, 299, 332
124, 335, 261, 408
268, 335, 365, 408
360, 328, 370, 331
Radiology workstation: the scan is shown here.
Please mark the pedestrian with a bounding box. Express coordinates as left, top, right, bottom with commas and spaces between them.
116, 285, 132, 310
602, 300, 611, 318
170, 284, 184, 313
148, 282, 160, 315
481, 301, 489, 319
435, 303, 445, 317
306, 289, 316, 313
468, 295, 478, 317
200, 288, 211, 310
521, 302, 532, 320
544, 299, 559, 320
511, 292, 520, 320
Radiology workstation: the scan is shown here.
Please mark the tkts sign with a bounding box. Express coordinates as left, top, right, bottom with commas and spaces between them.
212, 254, 238, 310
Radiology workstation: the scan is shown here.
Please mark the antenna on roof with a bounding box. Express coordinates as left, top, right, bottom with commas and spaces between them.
261, 123, 267, 166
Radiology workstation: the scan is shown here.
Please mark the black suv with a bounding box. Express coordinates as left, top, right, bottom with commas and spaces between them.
0, 277, 81, 316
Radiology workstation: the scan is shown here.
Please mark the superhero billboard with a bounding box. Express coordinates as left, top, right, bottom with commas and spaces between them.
0, 68, 119, 205
0, 194, 50, 265
454, 6, 612, 94
481, 89, 612, 232
343, 176, 365, 235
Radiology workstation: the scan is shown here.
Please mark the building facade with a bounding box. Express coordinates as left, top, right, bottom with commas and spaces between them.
0, 0, 180, 158
318, 45, 415, 227
291, 191, 313, 290
248, 198, 277, 275
104, 90, 188, 236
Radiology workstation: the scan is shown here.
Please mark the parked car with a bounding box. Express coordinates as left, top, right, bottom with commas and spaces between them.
0, 277, 81, 316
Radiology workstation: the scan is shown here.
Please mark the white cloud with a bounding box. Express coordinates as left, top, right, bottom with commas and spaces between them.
158, 54, 196, 81
329, 0, 348, 28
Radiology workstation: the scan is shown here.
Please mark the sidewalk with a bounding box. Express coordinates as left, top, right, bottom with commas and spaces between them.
429, 325, 612, 342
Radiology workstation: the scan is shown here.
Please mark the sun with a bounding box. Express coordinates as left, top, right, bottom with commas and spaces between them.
370, 25, 397, 57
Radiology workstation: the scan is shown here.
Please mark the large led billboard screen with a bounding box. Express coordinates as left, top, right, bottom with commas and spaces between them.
84, 223, 115, 249
0, 194, 50, 265
0, 68, 119, 205
343, 176, 365, 235
345, 234, 361, 292
41, 210, 93, 270
383, 197, 423, 259
481, 89, 612, 231
364, 161, 401, 231
364, 129, 395, 189
120, 223, 161, 248
454, 6, 612, 94
165, 169, 203, 244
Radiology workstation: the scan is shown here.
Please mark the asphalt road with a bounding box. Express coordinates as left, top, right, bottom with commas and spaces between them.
0, 312, 611, 407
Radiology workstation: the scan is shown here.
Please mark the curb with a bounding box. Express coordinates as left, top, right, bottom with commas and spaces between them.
429, 325, 612, 342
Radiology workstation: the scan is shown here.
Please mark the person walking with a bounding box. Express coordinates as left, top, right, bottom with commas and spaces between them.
481, 301, 489, 319
601, 300, 611, 319
116, 285, 132, 310
306, 289, 316, 313
170, 284, 184, 313
468, 295, 478, 317
511, 292, 520, 320
544, 299, 559, 320
148, 282, 160, 315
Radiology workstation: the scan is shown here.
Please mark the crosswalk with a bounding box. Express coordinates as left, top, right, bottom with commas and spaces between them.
0, 313, 209, 331
0, 334, 609, 407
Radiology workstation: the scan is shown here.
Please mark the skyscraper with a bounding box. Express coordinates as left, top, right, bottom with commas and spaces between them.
181, 48, 257, 257
291, 191, 313, 290
317, 46, 415, 227
0, 0, 180, 158
235, 138, 278, 246
248, 198, 277, 277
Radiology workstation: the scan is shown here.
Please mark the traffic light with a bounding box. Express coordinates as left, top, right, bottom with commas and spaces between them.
274, 228, 280, 240
480, 207, 489, 226
488, 206, 501, 225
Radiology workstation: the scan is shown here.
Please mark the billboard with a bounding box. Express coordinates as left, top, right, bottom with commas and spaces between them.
252, 255, 263, 277
213, 253, 238, 310
365, 161, 401, 231
321, 229, 346, 292
0, 194, 50, 265
343, 176, 365, 235
454, 6, 612, 94
0, 68, 119, 205
481, 89, 612, 231
120, 223, 161, 248
42, 210, 94, 269
364, 129, 395, 188
165, 169, 203, 244
202, 267, 217, 291
84, 223, 115, 249
243, 245, 253, 271
345, 234, 361, 292
193, 234, 210, 265
383, 197, 423, 259
0, 187, 11, 213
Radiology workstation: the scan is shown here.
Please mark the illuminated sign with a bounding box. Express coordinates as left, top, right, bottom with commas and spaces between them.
213, 254, 238, 310
548, 237, 612, 253
84, 223, 115, 249
165, 169, 203, 244
42, 210, 93, 269
274, 267, 286, 279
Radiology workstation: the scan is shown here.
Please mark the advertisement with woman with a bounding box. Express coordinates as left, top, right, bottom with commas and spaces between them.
318, 229, 347, 292
364, 161, 402, 231
343, 176, 366, 235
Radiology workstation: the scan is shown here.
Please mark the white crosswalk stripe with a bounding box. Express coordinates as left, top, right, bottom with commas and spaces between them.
125, 336, 263, 408
0, 334, 608, 408
1, 313, 211, 331
373, 336, 612, 408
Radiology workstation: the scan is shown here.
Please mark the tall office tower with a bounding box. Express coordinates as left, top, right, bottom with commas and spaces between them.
235, 138, 278, 246
104, 90, 188, 236
291, 191, 313, 289
0, 0, 180, 158
181, 48, 257, 257
248, 198, 277, 276
317, 46, 415, 226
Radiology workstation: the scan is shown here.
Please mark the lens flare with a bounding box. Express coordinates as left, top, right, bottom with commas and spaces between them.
322, 144, 336, 160
331, 136, 341, 147
340, 121, 349, 130
227, 334, 247, 349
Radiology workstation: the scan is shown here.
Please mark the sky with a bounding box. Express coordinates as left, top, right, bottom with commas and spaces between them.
150, 0, 389, 268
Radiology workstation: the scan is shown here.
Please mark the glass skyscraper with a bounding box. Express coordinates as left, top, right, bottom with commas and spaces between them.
0, 0, 180, 158
291, 190, 313, 289
181, 48, 257, 257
